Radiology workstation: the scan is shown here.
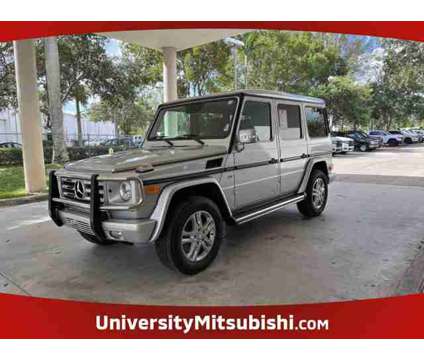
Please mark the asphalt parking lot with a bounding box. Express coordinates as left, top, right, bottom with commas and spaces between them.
1, 144, 424, 305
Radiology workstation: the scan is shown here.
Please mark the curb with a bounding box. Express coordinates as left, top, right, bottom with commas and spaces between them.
0, 193, 48, 208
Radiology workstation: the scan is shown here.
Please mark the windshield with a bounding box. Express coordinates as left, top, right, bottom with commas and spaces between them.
149, 98, 238, 141
357, 131, 369, 138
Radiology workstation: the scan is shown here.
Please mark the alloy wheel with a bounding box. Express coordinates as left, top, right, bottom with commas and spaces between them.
181, 210, 216, 263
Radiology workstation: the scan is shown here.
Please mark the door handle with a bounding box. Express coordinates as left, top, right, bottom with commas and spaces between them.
269, 158, 279, 164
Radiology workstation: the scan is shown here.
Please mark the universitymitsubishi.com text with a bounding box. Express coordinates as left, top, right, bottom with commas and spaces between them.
96, 314, 330, 334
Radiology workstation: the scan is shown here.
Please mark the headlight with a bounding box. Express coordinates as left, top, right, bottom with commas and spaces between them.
105, 179, 142, 206
119, 181, 132, 201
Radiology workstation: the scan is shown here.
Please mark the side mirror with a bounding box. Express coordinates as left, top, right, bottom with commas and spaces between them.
238, 128, 258, 144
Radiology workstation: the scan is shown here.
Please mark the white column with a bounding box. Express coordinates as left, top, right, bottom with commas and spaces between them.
13, 40, 46, 193
162, 47, 177, 102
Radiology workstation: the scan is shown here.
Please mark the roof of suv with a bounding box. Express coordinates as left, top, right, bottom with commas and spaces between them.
161, 90, 325, 107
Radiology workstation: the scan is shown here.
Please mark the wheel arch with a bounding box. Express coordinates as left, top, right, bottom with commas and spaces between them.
298, 157, 330, 194
149, 178, 233, 242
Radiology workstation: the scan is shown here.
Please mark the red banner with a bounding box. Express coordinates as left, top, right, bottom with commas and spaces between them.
0, 21, 424, 42
0, 293, 423, 338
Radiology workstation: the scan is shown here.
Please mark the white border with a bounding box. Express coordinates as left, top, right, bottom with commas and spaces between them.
0, 0, 423, 21
1, 340, 424, 358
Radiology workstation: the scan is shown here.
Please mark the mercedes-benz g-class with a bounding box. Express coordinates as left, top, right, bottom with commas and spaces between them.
49, 90, 335, 274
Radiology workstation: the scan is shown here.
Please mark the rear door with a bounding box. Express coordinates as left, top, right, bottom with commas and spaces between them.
276, 101, 308, 195
233, 97, 280, 209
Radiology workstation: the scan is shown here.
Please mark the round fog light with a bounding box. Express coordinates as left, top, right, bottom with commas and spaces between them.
109, 231, 123, 240
119, 181, 132, 201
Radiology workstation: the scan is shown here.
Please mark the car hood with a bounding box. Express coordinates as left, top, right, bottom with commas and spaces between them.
64, 145, 227, 173
332, 136, 353, 142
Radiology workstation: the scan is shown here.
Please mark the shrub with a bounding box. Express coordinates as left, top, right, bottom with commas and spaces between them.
0, 145, 128, 166
0, 148, 23, 165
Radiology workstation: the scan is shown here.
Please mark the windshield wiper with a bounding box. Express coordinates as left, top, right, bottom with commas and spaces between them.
151, 136, 174, 146
173, 134, 205, 145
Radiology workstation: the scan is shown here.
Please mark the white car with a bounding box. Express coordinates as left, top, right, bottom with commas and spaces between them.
368, 130, 402, 146
389, 130, 419, 144
407, 129, 423, 143
402, 130, 420, 144
331, 135, 355, 154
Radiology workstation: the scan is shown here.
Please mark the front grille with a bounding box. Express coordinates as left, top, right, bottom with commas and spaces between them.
63, 217, 94, 235
59, 177, 105, 204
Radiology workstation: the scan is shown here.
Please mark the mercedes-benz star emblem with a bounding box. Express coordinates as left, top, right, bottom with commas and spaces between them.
74, 180, 86, 199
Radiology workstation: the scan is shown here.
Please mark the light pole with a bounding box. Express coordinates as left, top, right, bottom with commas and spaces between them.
224, 38, 245, 90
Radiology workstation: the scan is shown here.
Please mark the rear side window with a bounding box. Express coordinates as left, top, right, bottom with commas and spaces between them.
278, 104, 302, 140
305, 107, 328, 138
240, 101, 272, 142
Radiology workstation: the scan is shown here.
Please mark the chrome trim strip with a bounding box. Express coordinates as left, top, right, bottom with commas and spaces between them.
235, 194, 305, 225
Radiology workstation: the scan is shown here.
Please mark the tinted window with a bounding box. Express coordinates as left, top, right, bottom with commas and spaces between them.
305, 107, 328, 138
278, 104, 302, 140
240, 101, 272, 142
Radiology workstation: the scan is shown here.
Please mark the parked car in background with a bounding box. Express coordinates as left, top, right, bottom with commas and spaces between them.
331, 133, 355, 154
132, 135, 145, 147
0, 142, 22, 149
334, 130, 379, 152
368, 130, 402, 146
101, 137, 136, 148
407, 129, 423, 143
390, 130, 419, 144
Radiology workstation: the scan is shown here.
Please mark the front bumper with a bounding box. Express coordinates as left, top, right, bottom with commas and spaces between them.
329, 173, 336, 184
341, 143, 354, 152
58, 209, 156, 243
49, 171, 155, 244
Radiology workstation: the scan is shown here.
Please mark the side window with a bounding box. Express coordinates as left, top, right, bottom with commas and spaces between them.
239, 101, 272, 142
278, 104, 302, 140
305, 107, 328, 138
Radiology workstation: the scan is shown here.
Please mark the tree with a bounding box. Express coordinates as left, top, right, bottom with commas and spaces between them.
86, 43, 162, 134
88, 98, 154, 135
311, 76, 372, 130
37, 35, 125, 145
44, 37, 68, 162
0, 42, 17, 110
178, 41, 233, 97
370, 39, 424, 129
242, 31, 348, 93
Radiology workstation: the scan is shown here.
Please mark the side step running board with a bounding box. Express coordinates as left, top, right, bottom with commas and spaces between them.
234, 194, 305, 225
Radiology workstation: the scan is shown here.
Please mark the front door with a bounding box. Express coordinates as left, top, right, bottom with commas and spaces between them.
277, 102, 308, 195
233, 98, 280, 209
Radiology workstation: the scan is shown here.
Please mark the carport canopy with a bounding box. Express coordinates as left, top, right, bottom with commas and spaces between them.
13, 29, 250, 193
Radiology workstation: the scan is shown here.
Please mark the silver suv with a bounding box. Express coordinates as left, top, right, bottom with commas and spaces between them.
49, 90, 335, 274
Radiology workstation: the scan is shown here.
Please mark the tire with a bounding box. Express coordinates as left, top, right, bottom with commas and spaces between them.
405, 137, 412, 144
359, 144, 368, 152
155, 196, 225, 275
388, 139, 398, 147
78, 231, 116, 245
297, 169, 329, 218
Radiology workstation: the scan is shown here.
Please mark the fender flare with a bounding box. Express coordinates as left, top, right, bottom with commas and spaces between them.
148, 177, 232, 242
297, 156, 330, 194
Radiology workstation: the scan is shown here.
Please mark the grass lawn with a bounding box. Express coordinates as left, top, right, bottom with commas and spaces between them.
0, 163, 62, 200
